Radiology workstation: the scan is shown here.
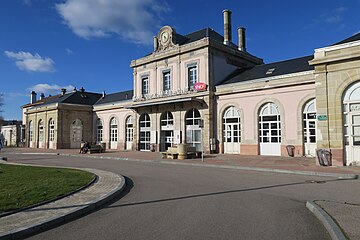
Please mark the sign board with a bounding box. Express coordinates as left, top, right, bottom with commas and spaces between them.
174, 130, 181, 144
194, 82, 207, 91
150, 130, 157, 143
317, 115, 327, 121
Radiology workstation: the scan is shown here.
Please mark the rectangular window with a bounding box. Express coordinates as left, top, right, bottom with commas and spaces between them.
163, 71, 171, 91
142, 76, 149, 95
188, 66, 198, 90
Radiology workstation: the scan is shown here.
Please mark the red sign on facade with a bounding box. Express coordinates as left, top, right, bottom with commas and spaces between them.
194, 82, 207, 91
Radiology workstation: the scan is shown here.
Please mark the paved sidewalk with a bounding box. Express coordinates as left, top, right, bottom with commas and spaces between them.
315, 200, 360, 240
1, 148, 359, 239
0, 163, 125, 240
5, 147, 360, 177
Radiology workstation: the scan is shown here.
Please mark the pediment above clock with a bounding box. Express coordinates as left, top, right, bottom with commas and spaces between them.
157, 26, 177, 51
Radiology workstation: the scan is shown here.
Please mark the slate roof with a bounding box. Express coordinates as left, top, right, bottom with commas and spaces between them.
218, 55, 314, 86
95, 90, 133, 105
174, 28, 224, 46
333, 32, 360, 45
22, 91, 102, 108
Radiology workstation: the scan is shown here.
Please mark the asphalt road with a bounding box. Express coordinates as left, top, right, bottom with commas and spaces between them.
5, 153, 360, 240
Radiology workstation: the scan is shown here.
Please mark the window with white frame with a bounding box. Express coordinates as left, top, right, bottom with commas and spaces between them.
110, 117, 118, 142
303, 99, 317, 144
188, 65, 198, 90
29, 120, 33, 142
126, 116, 134, 142
185, 108, 202, 151
163, 70, 171, 91
259, 103, 281, 143
97, 119, 103, 142
161, 111, 174, 126
49, 118, 55, 142
223, 106, 241, 143
142, 76, 149, 95
139, 113, 151, 150
38, 120, 44, 142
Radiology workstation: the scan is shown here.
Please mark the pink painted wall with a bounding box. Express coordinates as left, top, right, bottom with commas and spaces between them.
93, 108, 134, 148
217, 84, 315, 144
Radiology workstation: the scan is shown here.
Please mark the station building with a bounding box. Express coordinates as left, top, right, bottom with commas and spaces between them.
22, 10, 360, 166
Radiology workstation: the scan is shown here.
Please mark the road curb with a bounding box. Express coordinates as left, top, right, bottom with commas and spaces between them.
65, 153, 359, 179
306, 201, 347, 240
0, 164, 126, 240
6, 152, 360, 179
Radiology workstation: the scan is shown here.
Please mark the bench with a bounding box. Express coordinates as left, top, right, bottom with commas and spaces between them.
89, 144, 105, 154
161, 147, 179, 159
161, 145, 202, 160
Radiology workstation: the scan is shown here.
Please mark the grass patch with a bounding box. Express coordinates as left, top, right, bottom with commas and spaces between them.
0, 164, 94, 213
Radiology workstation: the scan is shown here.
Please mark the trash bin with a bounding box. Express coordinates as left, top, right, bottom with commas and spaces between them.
286, 145, 295, 157
316, 149, 332, 166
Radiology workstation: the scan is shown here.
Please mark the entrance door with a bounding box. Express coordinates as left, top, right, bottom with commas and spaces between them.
70, 119, 83, 149
126, 116, 133, 150
259, 103, 281, 156
161, 131, 173, 151
343, 82, 360, 166
110, 117, 118, 149
48, 119, 55, 149
160, 112, 174, 151
38, 120, 44, 148
303, 99, 317, 156
186, 109, 202, 151
223, 106, 241, 154
224, 124, 240, 154
29, 120, 34, 148
139, 114, 151, 151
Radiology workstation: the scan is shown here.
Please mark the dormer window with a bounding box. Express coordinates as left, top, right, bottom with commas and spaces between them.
266, 68, 276, 75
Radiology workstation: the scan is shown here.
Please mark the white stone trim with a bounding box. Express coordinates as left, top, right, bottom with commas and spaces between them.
217, 70, 314, 89
315, 40, 360, 53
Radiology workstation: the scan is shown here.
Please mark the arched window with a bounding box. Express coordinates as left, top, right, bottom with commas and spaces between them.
259, 103, 281, 143
49, 118, 55, 142
97, 119, 103, 142
29, 120, 33, 142
109, 117, 118, 149
126, 116, 134, 149
185, 108, 201, 151
140, 113, 151, 128
223, 106, 241, 154
110, 117, 118, 142
161, 111, 174, 126
258, 102, 281, 156
303, 99, 317, 155
139, 113, 151, 150
38, 119, 44, 146
343, 82, 360, 165
160, 112, 174, 151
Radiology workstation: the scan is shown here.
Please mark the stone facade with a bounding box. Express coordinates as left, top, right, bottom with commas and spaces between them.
21, 10, 360, 166
310, 40, 360, 165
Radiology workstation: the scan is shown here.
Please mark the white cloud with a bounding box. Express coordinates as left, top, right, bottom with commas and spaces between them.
55, 0, 170, 45
28, 84, 75, 95
319, 7, 347, 24
4, 51, 56, 73
65, 48, 73, 55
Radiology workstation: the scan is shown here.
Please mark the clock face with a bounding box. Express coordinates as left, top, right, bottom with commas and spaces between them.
161, 31, 170, 44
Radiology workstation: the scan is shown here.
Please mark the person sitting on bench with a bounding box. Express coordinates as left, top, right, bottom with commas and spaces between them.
79, 141, 90, 154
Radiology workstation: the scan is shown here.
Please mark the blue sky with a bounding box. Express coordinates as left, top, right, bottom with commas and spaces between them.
1, 0, 359, 120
